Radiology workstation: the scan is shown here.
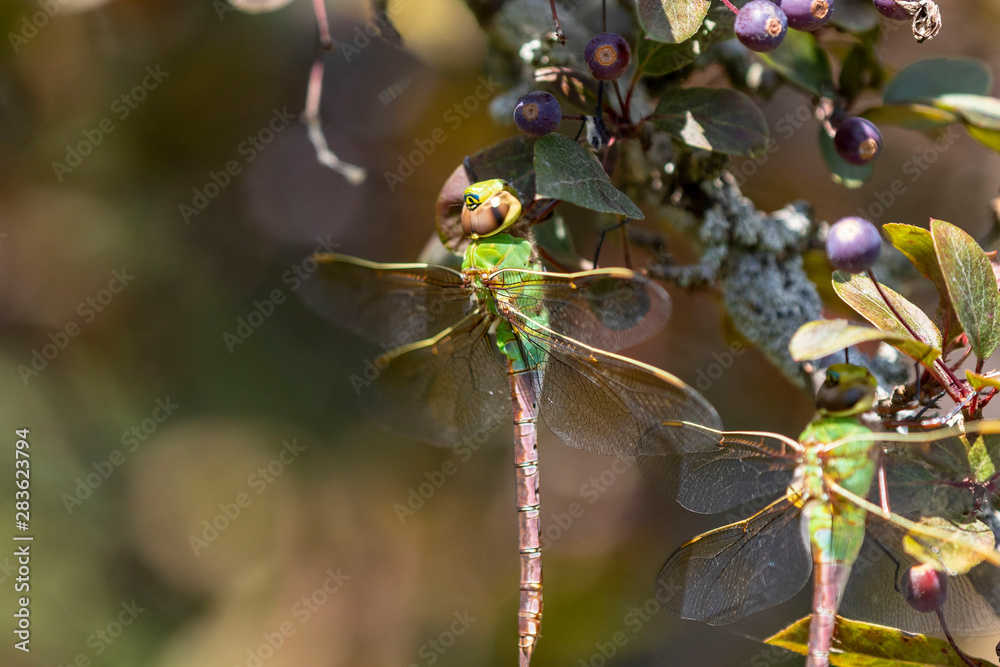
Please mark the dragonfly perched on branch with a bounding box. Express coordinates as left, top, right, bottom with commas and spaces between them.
650, 364, 1000, 667
300, 178, 720, 666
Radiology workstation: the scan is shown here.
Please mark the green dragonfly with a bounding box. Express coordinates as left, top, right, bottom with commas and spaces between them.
301, 178, 721, 667
650, 364, 1000, 667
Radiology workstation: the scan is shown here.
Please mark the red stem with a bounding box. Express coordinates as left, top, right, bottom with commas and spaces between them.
720, 0, 740, 13
866, 270, 968, 403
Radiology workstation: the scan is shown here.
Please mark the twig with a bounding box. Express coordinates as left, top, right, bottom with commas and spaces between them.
313, 0, 333, 49
303, 56, 366, 185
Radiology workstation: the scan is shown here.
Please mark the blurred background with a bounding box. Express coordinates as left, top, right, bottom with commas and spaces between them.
2, 0, 1000, 665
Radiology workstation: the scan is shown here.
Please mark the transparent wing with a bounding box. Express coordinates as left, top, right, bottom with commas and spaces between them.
490, 266, 672, 352
300, 253, 475, 349
637, 422, 800, 514
828, 423, 1000, 522
656, 497, 811, 625
361, 314, 510, 448
842, 521, 1000, 636
503, 314, 721, 463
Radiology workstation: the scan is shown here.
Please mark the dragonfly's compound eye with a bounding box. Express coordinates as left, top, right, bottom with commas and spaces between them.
462, 193, 513, 237
586, 277, 652, 331
815, 364, 877, 416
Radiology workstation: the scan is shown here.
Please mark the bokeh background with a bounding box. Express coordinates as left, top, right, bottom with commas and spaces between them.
3, 0, 1000, 665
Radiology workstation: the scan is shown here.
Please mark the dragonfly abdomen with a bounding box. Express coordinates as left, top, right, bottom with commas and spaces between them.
510, 365, 543, 667
807, 560, 851, 667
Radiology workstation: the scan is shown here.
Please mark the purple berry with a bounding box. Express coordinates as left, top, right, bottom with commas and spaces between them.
584, 32, 631, 81
834, 117, 883, 165
902, 564, 948, 614
826, 217, 882, 273
513, 91, 561, 137
735, 0, 788, 53
775, 0, 834, 31
873, 0, 911, 20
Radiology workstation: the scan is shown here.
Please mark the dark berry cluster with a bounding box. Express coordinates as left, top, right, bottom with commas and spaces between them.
732, 0, 832, 53
513, 31, 635, 138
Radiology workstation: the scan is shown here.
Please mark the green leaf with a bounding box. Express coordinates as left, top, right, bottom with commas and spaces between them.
964, 123, 1000, 153
903, 517, 992, 575
636, 4, 735, 76
766, 615, 994, 666
649, 88, 769, 156
637, 0, 711, 44
883, 223, 962, 338
819, 127, 874, 189
789, 319, 939, 364
967, 370, 1000, 391
883, 58, 991, 105
832, 271, 943, 352
862, 104, 958, 132
967, 431, 999, 482
467, 135, 537, 199
758, 30, 834, 96
931, 218, 1000, 360
933, 93, 1000, 130
534, 134, 644, 219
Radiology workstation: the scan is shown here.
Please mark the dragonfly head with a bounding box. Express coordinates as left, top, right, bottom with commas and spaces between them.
816, 363, 877, 417
461, 179, 522, 239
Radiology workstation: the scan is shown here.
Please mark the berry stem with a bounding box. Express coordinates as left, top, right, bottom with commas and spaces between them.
548, 0, 566, 43
612, 80, 627, 118
720, 0, 740, 14
934, 609, 978, 667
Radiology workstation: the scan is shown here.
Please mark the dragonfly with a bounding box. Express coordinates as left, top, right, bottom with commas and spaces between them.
649, 364, 1000, 667
300, 178, 721, 666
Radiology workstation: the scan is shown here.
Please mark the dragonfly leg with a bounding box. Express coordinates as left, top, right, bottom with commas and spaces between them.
593, 217, 629, 269
510, 365, 543, 666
